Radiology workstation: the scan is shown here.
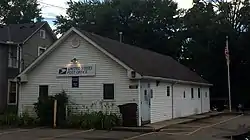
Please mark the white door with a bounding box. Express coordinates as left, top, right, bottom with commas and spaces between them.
140, 83, 151, 124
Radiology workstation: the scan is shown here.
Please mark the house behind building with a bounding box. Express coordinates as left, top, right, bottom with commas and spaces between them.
0, 21, 57, 112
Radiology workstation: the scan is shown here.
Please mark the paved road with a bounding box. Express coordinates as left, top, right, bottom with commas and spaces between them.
0, 114, 248, 140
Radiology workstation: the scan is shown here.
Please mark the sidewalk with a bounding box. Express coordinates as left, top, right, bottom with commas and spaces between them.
113, 111, 228, 132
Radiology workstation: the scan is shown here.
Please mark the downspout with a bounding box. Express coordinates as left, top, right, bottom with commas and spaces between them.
138, 80, 141, 126
171, 82, 177, 119
200, 87, 202, 113
16, 44, 22, 115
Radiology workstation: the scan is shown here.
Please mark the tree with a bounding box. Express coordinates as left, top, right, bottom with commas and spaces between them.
182, 0, 250, 106
0, 0, 42, 24
54, 0, 183, 58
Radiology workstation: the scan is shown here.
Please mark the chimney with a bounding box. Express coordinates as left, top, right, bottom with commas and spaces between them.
119, 32, 123, 43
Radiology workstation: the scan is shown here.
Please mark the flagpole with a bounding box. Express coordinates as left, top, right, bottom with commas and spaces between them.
226, 36, 232, 112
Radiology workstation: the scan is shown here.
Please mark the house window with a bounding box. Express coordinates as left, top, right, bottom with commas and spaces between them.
103, 84, 114, 100
8, 81, 16, 104
183, 91, 186, 98
191, 88, 194, 98
39, 85, 48, 100
8, 47, 17, 68
38, 47, 46, 56
167, 86, 170, 96
40, 29, 46, 39
198, 88, 201, 98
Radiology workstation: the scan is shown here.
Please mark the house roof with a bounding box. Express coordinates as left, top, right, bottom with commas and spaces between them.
0, 21, 57, 44
17, 28, 210, 86
80, 30, 210, 85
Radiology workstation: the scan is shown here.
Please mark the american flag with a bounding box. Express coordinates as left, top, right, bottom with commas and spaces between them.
225, 36, 230, 65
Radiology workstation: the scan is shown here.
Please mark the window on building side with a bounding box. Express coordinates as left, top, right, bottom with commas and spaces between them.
8, 81, 16, 104
38, 47, 46, 56
198, 88, 201, 98
103, 84, 114, 100
191, 88, 194, 98
167, 86, 170, 96
183, 91, 186, 98
40, 29, 46, 39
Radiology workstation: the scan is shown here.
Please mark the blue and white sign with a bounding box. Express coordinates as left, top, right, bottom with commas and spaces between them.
57, 64, 96, 77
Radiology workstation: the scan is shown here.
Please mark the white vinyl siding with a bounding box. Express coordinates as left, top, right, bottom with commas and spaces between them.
150, 83, 210, 123
150, 81, 172, 123
18, 33, 139, 115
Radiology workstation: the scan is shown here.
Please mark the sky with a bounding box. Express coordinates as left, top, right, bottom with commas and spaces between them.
39, 0, 193, 29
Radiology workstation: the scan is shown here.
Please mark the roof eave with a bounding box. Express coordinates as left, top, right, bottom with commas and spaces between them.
0, 41, 20, 45
142, 76, 213, 86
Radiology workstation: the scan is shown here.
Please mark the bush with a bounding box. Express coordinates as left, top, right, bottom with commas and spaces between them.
0, 110, 36, 127
67, 111, 121, 130
0, 113, 18, 126
34, 90, 68, 126
18, 111, 37, 127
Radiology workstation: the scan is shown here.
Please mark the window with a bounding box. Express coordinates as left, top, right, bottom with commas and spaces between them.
40, 29, 46, 39
103, 84, 114, 100
39, 85, 48, 100
191, 88, 194, 98
198, 88, 201, 98
8, 81, 16, 104
183, 91, 186, 98
167, 86, 170, 96
8, 47, 17, 68
38, 47, 46, 56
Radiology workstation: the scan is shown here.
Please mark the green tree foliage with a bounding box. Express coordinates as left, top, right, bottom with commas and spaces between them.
54, 0, 183, 57
0, 0, 42, 24
182, 0, 250, 105
55, 0, 250, 107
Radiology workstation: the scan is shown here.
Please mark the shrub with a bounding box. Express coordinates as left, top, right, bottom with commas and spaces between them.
0, 113, 18, 126
67, 111, 121, 130
18, 111, 37, 127
34, 90, 68, 127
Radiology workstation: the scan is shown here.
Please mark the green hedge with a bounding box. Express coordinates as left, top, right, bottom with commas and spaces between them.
0, 111, 37, 127
67, 111, 121, 130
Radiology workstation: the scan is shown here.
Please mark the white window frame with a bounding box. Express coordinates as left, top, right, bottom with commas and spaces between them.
8, 47, 18, 68
198, 88, 201, 98
8, 47, 12, 67
7, 79, 17, 105
166, 86, 170, 97
103, 83, 115, 101
38, 46, 46, 56
191, 88, 194, 99
40, 29, 46, 39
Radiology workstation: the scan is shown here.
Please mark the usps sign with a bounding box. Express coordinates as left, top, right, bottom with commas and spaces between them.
58, 64, 96, 77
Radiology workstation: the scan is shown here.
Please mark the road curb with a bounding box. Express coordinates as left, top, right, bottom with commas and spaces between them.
113, 112, 241, 132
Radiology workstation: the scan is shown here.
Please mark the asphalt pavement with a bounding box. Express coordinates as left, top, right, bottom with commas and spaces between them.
0, 114, 248, 140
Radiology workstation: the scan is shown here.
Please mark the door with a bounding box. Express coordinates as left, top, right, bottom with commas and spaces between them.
39, 85, 48, 102
140, 83, 151, 124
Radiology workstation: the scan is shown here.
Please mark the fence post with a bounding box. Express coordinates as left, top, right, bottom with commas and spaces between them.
53, 99, 57, 128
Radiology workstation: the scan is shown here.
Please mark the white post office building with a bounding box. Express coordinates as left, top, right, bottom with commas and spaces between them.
16, 28, 211, 126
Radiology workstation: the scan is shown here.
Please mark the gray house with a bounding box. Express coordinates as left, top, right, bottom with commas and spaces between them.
0, 22, 57, 112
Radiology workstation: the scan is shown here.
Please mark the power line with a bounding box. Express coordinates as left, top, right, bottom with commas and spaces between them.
37, 1, 67, 9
